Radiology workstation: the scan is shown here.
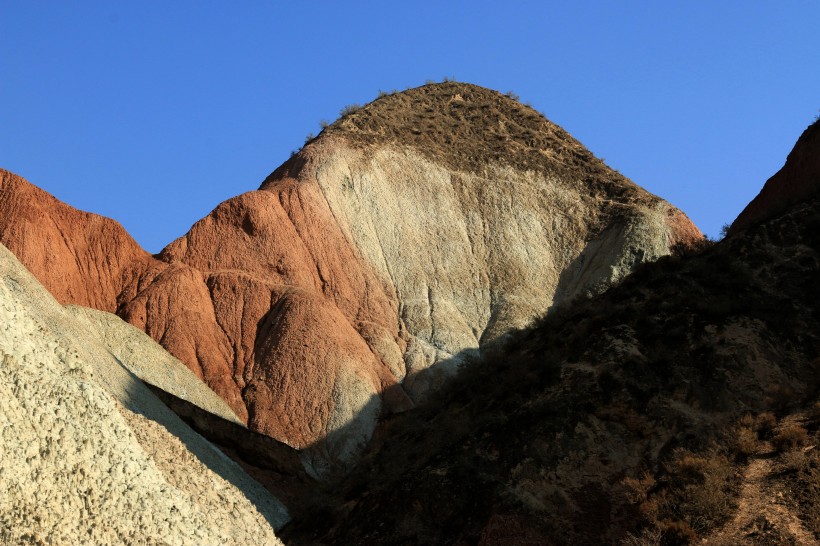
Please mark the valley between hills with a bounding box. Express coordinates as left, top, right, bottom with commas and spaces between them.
1, 82, 818, 545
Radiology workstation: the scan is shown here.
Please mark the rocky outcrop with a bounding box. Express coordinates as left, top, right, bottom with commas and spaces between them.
730, 119, 820, 233
0, 242, 288, 544
0, 169, 249, 421
0, 83, 703, 473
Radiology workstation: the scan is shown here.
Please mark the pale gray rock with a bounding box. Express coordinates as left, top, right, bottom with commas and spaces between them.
0, 243, 287, 545
306, 141, 692, 400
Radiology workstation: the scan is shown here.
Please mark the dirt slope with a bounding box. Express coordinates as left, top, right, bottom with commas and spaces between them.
0, 83, 702, 474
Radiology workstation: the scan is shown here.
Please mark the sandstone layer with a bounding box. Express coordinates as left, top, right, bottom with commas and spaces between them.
0, 242, 288, 544
0, 83, 703, 474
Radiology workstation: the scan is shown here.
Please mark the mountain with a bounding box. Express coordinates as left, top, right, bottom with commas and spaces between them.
282, 120, 820, 545
0, 241, 287, 545
0, 83, 702, 476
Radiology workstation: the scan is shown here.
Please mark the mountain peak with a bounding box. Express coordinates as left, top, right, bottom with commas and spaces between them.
320, 82, 634, 188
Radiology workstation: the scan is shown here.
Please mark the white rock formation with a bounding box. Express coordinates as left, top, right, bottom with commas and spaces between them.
298, 141, 693, 399
0, 243, 287, 545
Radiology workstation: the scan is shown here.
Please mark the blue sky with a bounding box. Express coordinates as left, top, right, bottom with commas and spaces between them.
2, 2, 818, 252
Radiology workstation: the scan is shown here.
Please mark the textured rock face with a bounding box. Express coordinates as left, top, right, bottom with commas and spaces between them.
0, 83, 703, 473
0, 243, 287, 545
0, 169, 150, 312
260, 141, 700, 404
730, 119, 820, 233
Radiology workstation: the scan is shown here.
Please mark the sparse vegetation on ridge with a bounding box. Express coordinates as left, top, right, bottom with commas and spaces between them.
311, 82, 656, 213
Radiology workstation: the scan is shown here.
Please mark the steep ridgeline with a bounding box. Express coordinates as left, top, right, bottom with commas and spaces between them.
0, 83, 702, 476
0, 242, 288, 545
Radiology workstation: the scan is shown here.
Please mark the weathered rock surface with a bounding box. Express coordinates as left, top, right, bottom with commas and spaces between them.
0, 242, 288, 544
730, 119, 820, 233
0, 169, 150, 312
0, 83, 703, 473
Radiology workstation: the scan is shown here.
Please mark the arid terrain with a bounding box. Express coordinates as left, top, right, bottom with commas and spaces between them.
1, 83, 817, 545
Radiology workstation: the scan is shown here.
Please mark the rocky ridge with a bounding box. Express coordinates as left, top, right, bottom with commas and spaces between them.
731, 118, 820, 233
65, 305, 242, 424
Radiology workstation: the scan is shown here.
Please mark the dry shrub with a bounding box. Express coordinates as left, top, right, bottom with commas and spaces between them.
670, 237, 714, 258
780, 448, 809, 472
620, 523, 697, 546
658, 520, 698, 545
738, 411, 776, 434
622, 447, 738, 543
738, 413, 755, 428
339, 103, 362, 117
780, 446, 820, 537
620, 526, 662, 546
663, 449, 738, 533
753, 412, 777, 435
772, 423, 809, 452
733, 426, 759, 457
621, 472, 656, 504
667, 453, 718, 483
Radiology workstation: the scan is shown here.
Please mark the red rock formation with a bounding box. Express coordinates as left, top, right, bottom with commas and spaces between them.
730, 120, 820, 234
0, 170, 247, 419
0, 169, 151, 312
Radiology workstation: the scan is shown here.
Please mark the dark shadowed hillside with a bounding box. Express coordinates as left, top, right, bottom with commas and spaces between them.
283, 121, 820, 545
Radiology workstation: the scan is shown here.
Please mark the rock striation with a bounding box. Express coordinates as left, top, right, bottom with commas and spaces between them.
0, 242, 288, 545
0, 83, 703, 474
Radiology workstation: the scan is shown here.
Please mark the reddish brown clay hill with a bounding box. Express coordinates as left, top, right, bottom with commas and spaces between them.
730, 119, 820, 234
0, 169, 150, 311
0, 83, 702, 475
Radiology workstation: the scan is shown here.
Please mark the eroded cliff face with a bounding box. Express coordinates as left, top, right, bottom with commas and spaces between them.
0, 169, 151, 312
257, 139, 700, 405
0, 83, 703, 474
0, 243, 287, 545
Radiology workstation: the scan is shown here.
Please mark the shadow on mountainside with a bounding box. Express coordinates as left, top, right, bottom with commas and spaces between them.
280, 196, 820, 545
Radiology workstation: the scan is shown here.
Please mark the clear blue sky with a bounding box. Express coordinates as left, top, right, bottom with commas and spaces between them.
2, 2, 818, 252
